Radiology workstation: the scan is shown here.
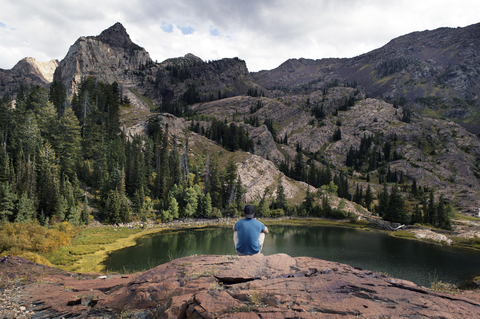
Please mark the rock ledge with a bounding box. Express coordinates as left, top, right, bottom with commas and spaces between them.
2, 254, 480, 318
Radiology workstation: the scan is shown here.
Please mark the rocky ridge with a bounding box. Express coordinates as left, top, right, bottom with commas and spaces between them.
2, 254, 480, 318
252, 22, 480, 134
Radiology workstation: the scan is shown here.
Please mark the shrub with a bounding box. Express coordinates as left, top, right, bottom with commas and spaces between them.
269, 209, 284, 218
0, 221, 78, 255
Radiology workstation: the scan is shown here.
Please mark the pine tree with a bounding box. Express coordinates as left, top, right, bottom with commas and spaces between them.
204, 193, 213, 218
234, 176, 245, 211
208, 157, 222, 208
364, 184, 374, 209
183, 186, 198, 217
294, 151, 305, 181
385, 184, 408, 224
411, 179, 418, 198
66, 206, 81, 225
411, 203, 422, 225
49, 81, 67, 117
80, 195, 89, 225
168, 195, 179, 220
37, 142, 60, 220
376, 183, 389, 217
224, 156, 237, 206
427, 191, 436, 225
437, 194, 453, 230
302, 187, 315, 215
0, 182, 17, 222
54, 106, 82, 177
15, 192, 35, 223
104, 190, 121, 223
276, 175, 287, 209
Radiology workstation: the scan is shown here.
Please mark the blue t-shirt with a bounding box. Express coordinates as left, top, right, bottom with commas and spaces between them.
234, 218, 266, 255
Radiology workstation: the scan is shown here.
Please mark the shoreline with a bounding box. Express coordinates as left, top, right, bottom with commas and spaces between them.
44, 216, 480, 274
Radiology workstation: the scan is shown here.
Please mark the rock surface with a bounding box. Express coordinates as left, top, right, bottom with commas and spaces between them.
0, 57, 58, 99
53, 22, 153, 94
2, 254, 480, 318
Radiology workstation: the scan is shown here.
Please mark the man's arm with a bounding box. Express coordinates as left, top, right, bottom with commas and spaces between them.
232, 225, 236, 231
262, 226, 269, 234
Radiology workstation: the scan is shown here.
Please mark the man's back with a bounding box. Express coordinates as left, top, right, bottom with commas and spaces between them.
234, 218, 265, 255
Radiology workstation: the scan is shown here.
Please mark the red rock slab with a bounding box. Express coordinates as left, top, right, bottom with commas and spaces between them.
6, 253, 480, 318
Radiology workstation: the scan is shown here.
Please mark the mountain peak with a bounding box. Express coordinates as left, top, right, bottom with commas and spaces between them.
12, 57, 58, 83
96, 22, 140, 50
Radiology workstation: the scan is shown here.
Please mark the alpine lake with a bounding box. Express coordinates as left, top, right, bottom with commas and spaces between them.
104, 224, 480, 288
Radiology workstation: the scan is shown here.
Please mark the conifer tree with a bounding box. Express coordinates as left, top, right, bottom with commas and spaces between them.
208, 157, 222, 208
376, 183, 389, 217
183, 186, 198, 217
385, 184, 408, 224
15, 192, 35, 223
204, 193, 213, 218
54, 106, 82, 177
168, 195, 179, 220
364, 184, 374, 209
37, 142, 60, 220
411, 203, 422, 225
234, 176, 245, 211
224, 156, 237, 206
0, 182, 17, 222
276, 175, 287, 210
80, 195, 89, 225
294, 151, 305, 181
302, 187, 315, 215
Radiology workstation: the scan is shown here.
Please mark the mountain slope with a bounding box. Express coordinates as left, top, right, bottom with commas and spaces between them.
252, 22, 480, 133
191, 87, 480, 214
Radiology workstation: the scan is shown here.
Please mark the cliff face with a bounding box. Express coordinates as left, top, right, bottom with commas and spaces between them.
53, 22, 152, 94
252, 22, 480, 134
3, 255, 480, 318
149, 54, 258, 107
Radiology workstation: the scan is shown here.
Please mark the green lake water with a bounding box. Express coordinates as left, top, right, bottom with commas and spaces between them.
103, 225, 480, 288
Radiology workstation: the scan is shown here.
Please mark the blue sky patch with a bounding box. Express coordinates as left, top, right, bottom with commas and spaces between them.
0, 22, 6, 28
210, 27, 219, 36
161, 23, 173, 33
177, 25, 194, 35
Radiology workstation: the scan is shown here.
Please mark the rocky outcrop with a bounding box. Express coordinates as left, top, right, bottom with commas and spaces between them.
11, 57, 58, 83
236, 154, 310, 202
53, 22, 153, 94
150, 56, 258, 106
0, 57, 58, 99
249, 125, 285, 164
3, 254, 480, 318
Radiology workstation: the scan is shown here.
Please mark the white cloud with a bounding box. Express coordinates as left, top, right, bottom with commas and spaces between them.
0, 0, 479, 71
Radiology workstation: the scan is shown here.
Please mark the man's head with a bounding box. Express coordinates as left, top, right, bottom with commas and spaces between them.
244, 205, 255, 219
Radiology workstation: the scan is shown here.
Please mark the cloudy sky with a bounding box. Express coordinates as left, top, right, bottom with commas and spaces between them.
1, 0, 479, 72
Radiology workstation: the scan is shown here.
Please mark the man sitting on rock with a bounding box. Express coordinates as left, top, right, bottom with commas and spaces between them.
233, 205, 269, 256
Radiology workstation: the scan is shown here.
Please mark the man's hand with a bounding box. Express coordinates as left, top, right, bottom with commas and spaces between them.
262, 226, 269, 234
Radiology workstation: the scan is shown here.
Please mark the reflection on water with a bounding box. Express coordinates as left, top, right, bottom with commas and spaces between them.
104, 225, 480, 288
